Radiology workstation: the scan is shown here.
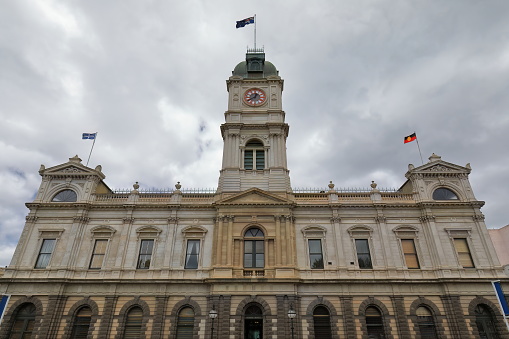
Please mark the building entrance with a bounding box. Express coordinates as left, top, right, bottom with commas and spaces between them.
244, 304, 263, 339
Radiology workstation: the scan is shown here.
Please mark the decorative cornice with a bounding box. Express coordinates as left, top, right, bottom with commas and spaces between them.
472, 214, 485, 221
25, 216, 38, 222
374, 216, 387, 223
123, 217, 135, 224
330, 216, 341, 223
73, 216, 89, 223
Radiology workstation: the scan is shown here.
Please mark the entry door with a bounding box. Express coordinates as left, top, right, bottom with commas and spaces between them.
245, 319, 263, 339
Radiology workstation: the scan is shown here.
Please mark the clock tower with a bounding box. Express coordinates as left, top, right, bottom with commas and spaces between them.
217, 49, 291, 193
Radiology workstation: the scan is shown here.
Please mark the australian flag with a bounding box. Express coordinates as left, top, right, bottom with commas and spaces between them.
236, 17, 254, 28
82, 133, 97, 140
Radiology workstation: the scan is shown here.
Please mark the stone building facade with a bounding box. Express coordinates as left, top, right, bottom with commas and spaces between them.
0, 50, 508, 339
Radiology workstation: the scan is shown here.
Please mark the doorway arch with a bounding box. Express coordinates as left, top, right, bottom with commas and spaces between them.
244, 304, 263, 339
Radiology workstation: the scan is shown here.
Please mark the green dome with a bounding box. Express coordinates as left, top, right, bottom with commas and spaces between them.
232, 60, 278, 78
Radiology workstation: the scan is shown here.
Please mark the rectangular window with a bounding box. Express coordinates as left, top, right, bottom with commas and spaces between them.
89, 239, 108, 269
401, 239, 420, 269
137, 239, 154, 269
184, 240, 200, 269
355, 239, 373, 269
244, 150, 253, 170
35, 239, 56, 269
308, 239, 324, 269
244, 240, 264, 268
453, 238, 474, 268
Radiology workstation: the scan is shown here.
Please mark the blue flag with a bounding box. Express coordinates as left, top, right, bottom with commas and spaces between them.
0, 295, 10, 324
236, 17, 254, 29
82, 133, 96, 140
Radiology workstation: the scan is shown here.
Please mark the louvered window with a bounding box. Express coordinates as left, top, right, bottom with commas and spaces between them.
176, 307, 195, 339
244, 140, 265, 170
9, 303, 36, 339
475, 305, 499, 339
70, 307, 92, 339
365, 306, 385, 338
416, 306, 437, 339
123, 307, 143, 339
313, 306, 332, 339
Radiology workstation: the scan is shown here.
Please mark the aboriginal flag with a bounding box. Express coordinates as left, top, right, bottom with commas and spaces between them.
404, 133, 416, 143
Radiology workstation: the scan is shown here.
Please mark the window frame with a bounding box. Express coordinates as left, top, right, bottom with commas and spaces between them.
89, 239, 109, 269
70, 306, 92, 339
137, 239, 155, 269
8, 303, 36, 338
243, 228, 265, 268
355, 238, 373, 269
445, 228, 476, 269
184, 239, 201, 269
401, 239, 420, 269
302, 226, 327, 269
453, 238, 475, 268
308, 239, 325, 269
242, 140, 266, 170
34, 238, 57, 269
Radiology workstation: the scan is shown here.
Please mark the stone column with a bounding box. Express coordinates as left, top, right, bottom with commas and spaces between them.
215, 217, 224, 265
150, 296, 168, 339
39, 295, 67, 339
226, 216, 234, 266
275, 215, 282, 266
339, 297, 356, 338
97, 296, 118, 339
390, 296, 410, 338
440, 295, 469, 339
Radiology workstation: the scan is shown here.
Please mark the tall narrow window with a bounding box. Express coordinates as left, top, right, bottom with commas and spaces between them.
475, 304, 499, 339
365, 306, 385, 338
453, 238, 474, 268
137, 239, 154, 269
401, 239, 420, 269
70, 307, 92, 339
308, 239, 324, 269
176, 307, 195, 339
89, 239, 108, 269
124, 307, 143, 338
355, 239, 372, 269
244, 140, 265, 170
35, 239, 56, 269
244, 228, 264, 268
313, 306, 332, 339
9, 303, 36, 339
185, 240, 200, 269
416, 306, 438, 339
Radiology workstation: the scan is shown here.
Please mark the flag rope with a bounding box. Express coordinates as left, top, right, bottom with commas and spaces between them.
86, 132, 98, 167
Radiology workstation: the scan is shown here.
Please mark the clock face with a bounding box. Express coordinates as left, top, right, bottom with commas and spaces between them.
243, 88, 267, 106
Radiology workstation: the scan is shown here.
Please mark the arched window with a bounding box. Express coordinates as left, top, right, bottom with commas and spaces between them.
244, 228, 264, 268
432, 188, 458, 200
244, 140, 265, 170
313, 306, 332, 339
70, 306, 92, 339
52, 189, 77, 202
123, 307, 143, 339
475, 304, 499, 339
9, 303, 36, 338
365, 306, 385, 339
416, 306, 437, 339
176, 307, 195, 339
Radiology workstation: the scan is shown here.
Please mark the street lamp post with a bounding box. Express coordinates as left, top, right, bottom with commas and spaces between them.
209, 308, 217, 339
288, 306, 297, 339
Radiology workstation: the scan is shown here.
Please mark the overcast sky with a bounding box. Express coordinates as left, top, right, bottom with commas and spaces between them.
1, 0, 509, 266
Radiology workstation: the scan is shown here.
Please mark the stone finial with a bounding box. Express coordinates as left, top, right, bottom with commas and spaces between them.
175, 181, 182, 190
39, 164, 45, 175
466, 163, 471, 170
130, 182, 139, 194
69, 155, 82, 163
370, 181, 380, 193
95, 165, 102, 172
328, 181, 335, 189
428, 153, 441, 162
408, 164, 415, 171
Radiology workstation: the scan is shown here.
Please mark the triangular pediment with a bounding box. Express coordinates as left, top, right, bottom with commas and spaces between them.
40, 155, 105, 179
215, 188, 294, 206
405, 154, 470, 178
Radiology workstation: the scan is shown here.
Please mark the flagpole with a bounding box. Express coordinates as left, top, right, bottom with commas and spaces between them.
254, 14, 257, 49
414, 132, 424, 165
86, 132, 98, 167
